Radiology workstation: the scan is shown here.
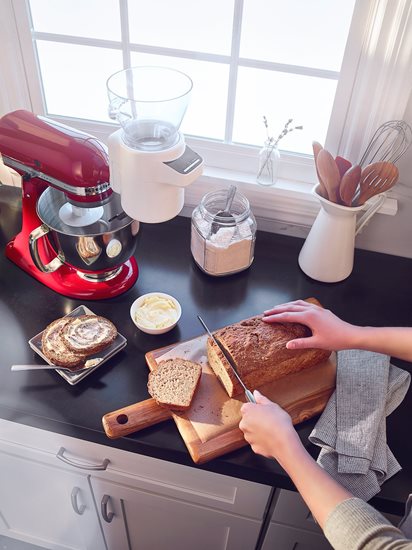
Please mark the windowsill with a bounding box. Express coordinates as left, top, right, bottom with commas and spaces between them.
182, 165, 398, 238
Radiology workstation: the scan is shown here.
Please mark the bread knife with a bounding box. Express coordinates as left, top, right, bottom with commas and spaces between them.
197, 315, 256, 403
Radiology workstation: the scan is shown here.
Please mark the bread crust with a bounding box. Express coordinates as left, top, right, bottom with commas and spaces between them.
207, 298, 332, 397
62, 315, 117, 355
41, 318, 86, 368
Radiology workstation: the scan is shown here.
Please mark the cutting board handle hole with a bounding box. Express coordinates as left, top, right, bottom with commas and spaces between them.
117, 414, 129, 425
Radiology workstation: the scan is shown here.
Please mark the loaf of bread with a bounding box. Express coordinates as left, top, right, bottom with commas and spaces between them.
148, 359, 202, 411
207, 299, 331, 397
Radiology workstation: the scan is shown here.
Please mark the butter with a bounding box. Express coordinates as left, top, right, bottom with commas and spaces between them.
134, 295, 178, 329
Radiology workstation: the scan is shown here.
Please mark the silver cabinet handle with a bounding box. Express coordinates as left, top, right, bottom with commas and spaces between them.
56, 447, 110, 471
71, 487, 86, 515
101, 494, 115, 523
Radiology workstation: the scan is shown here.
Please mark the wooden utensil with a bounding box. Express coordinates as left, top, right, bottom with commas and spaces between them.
335, 155, 352, 178
357, 161, 399, 205
102, 398, 172, 438
312, 141, 328, 199
316, 148, 341, 203
339, 164, 361, 206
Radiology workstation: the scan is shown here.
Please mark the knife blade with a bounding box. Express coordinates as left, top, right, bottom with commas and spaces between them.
197, 315, 256, 403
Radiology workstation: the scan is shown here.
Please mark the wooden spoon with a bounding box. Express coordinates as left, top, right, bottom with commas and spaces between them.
339, 164, 361, 206
316, 148, 341, 203
312, 141, 328, 199
357, 161, 399, 205
335, 155, 352, 178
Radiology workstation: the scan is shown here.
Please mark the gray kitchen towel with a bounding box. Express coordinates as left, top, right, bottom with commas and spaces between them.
309, 349, 411, 501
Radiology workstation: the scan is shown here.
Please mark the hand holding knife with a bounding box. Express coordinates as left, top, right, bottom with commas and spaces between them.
197, 315, 256, 403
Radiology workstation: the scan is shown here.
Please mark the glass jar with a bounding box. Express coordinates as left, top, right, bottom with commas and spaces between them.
257, 140, 281, 186
191, 189, 257, 276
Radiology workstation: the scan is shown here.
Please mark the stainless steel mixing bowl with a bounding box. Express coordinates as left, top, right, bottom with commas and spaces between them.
29, 187, 139, 273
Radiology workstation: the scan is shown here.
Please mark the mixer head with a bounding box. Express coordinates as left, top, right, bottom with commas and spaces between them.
0, 110, 113, 208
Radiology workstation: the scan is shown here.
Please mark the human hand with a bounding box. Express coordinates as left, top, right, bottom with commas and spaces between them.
239, 390, 303, 465
262, 299, 359, 351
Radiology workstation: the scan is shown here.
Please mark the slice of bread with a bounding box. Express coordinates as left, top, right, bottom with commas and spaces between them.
147, 359, 202, 411
41, 318, 87, 368
62, 315, 117, 355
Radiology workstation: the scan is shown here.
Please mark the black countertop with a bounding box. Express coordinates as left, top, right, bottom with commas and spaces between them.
1, 185, 412, 517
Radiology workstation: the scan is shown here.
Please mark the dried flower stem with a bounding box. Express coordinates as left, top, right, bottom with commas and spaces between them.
257, 117, 303, 182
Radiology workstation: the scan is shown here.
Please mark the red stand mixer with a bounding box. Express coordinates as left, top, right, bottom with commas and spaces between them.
0, 110, 139, 299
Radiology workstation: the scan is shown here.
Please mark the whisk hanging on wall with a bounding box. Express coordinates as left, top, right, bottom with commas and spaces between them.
359, 120, 412, 167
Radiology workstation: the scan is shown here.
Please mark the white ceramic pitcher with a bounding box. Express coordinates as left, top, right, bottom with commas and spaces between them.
298, 184, 386, 283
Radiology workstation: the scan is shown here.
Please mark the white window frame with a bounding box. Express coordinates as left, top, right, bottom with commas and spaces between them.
1, 0, 410, 231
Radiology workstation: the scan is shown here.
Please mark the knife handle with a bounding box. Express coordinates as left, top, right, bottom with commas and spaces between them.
245, 389, 256, 403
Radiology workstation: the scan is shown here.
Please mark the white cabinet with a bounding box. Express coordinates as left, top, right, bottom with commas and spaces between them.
0, 419, 271, 550
262, 489, 402, 550
92, 477, 262, 550
0, 440, 105, 550
261, 489, 333, 550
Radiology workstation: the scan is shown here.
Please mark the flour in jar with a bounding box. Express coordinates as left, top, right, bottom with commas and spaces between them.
191, 211, 255, 276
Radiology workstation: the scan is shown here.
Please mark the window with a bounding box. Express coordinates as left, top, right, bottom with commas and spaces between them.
21, 0, 356, 157
1, 0, 411, 223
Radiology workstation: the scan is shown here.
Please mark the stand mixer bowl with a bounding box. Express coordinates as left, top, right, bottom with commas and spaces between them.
107, 66, 193, 151
30, 187, 139, 274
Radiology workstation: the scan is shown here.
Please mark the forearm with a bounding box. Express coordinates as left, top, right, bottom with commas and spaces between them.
325, 498, 412, 550
276, 442, 352, 529
350, 326, 412, 362
277, 444, 412, 549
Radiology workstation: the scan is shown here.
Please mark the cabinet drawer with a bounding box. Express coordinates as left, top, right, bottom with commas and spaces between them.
261, 523, 332, 550
272, 489, 321, 533
0, 419, 271, 519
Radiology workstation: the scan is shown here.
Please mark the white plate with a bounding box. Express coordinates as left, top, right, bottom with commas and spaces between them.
28, 305, 127, 385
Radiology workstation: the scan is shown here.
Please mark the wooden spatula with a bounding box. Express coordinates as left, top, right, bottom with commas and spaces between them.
312, 141, 329, 199
339, 164, 361, 206
316, 148, 341, 203
357, 161, 399, 205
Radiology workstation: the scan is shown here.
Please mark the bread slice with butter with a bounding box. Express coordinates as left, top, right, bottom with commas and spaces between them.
41, 314, 117, 369
62, 315, 117, 355
41, 318, 87, 368
147, 359, 202, 411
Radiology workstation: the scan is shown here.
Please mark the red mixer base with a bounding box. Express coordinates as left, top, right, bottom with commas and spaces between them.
6, 237, 139, 300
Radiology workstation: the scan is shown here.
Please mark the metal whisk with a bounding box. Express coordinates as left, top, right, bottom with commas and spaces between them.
359, 120, 412, 167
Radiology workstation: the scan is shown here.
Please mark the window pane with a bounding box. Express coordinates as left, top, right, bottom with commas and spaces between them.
29, 0, 121, 41
233, 67, 337, 154
128, 0, 234, 55
36, 41, 123, 121
241, 0, 356, 71
130, 53, 229, 140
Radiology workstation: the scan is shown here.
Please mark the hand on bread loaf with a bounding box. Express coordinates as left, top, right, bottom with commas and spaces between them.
239, 390, 302, 464
262, 300, 357, 352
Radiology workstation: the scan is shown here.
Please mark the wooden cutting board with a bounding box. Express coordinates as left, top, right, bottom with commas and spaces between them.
102, 335, 336, 464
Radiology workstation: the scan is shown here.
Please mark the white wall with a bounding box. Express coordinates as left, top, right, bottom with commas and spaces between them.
353, 91, 412, 258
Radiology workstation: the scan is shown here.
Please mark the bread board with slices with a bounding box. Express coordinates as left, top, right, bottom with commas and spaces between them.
102, 334, 336, 464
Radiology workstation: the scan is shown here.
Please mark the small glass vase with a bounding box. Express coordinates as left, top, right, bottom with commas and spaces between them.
257, 140, 281, 186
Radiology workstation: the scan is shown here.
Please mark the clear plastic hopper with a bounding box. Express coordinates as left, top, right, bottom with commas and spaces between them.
107, 66, 193, 151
